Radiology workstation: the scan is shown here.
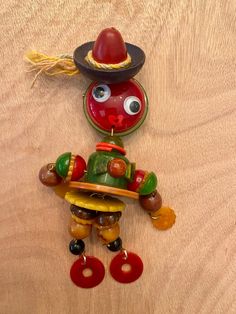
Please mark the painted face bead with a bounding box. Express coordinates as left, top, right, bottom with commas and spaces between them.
84, 80, 148, 136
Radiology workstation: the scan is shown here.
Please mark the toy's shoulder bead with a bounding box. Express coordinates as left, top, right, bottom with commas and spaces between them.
127, 170, 157, 195
55, 152, 71, 178
139, 172, 158, 195
55, 152, 86, 182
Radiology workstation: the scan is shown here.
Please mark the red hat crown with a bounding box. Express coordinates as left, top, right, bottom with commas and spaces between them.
92, 27, 127, 64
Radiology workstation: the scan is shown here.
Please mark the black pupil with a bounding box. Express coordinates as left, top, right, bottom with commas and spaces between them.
130, 101, 140, 113
94, 87, 105, 98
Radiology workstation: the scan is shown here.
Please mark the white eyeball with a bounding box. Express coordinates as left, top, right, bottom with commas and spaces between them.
123, 96, 141, 115
92, 84, 111, 103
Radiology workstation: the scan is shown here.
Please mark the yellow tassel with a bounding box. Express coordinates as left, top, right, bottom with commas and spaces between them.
24, 50, 79, 87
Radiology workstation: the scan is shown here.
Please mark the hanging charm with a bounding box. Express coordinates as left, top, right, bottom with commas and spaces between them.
70, 255, 105, 289
110, 250, 143, 284
28, 27, 176, 288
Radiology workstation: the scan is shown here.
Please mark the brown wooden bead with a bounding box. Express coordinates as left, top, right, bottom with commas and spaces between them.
139, 190, 162, 212
95, 212, 122, 227
39, 163, 62, 186
70, 204, 98, 220
108, 158, 127, 178
68, 218, 92, 239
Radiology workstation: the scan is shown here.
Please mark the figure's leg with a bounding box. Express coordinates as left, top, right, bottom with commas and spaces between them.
68, 204, 98, 255
95, 211, 122, 251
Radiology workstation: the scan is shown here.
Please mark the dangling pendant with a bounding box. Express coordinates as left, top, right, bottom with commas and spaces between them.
70, 254, 105, 288
110, 249, 143, 284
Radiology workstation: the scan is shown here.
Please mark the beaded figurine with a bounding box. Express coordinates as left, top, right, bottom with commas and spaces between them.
26, 27, 176, 288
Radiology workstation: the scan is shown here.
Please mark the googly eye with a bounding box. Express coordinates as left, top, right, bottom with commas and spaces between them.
92, 84, 111, 103
123, 96, 141, 115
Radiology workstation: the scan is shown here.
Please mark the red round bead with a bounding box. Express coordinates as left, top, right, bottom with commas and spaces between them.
92, 27, 127, 64
127, 170, 147, 192
71, 155, 86, 181
110, 251, 143, 284
70, 256, 105, 288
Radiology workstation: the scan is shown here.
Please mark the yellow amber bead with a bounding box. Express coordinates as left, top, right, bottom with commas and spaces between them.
96, 223, 120, 244
68, 218, 92, 239
151, 207, 176, 230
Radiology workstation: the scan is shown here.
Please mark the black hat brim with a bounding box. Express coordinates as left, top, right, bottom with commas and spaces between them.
73, 41, 145, 83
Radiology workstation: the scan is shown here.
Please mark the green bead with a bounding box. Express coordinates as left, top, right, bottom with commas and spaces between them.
55, 152, 71, 178
85, 151, 129, 189
102, 136, 124, 148
139, 172, 158, 195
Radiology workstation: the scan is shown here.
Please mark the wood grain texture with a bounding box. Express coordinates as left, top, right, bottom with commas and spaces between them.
0, 1, 236, 313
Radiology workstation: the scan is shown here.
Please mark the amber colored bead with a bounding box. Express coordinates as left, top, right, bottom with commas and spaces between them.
151, 207, 176, 230
139, 190, 162, 212
108, 158, 127, 178
39, 164, 62, 186
95, 212, 122, 227
70, 204, 98, 220
97, 223, 120, 244
68, 219, 92, 239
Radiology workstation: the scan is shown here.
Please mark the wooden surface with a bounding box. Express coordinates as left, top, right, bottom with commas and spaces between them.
0, 1, 236, 313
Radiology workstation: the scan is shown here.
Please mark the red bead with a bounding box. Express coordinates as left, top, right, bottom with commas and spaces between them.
70, 256, 105, 288
127, 170, 147, 192
71, 155, 86, 181
92, 27, 127, 64
110, 251, 143, 284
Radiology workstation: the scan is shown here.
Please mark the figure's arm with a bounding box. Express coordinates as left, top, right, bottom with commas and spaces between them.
39, 152, 86, 186
127, 169, 176, 230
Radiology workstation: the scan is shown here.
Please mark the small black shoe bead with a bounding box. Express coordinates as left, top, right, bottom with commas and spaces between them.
69, 239, 85, 255
107, 237, 122, 252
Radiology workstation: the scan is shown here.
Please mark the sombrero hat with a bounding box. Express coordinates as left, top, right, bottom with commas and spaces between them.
73, 27, 145, 83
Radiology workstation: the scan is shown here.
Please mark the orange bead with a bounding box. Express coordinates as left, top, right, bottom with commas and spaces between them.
68, 218, 92, 239
151, 207, 176, 230
108, 158, 127, 178
96, 223, 120, 244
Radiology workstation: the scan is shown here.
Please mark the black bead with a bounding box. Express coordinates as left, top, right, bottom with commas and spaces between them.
69, 239, 85, 255
107, 237, 122, 252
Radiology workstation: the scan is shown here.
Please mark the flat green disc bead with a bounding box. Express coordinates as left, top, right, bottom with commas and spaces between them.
55, 152, 71, 178
139, 172, 158, 195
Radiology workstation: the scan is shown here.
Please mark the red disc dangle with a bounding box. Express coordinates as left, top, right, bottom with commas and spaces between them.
110, 251, 143, 284
70, 255, 105, 288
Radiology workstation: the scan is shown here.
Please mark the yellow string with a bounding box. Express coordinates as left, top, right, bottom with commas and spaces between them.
85, 50, 132, 69
24, 50, 79, 87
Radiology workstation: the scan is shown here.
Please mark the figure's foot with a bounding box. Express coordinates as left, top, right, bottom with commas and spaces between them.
109, 249, 143, 283
69, 239, 85, 255
70, 255, 105, 288
107, 237, 122, 252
